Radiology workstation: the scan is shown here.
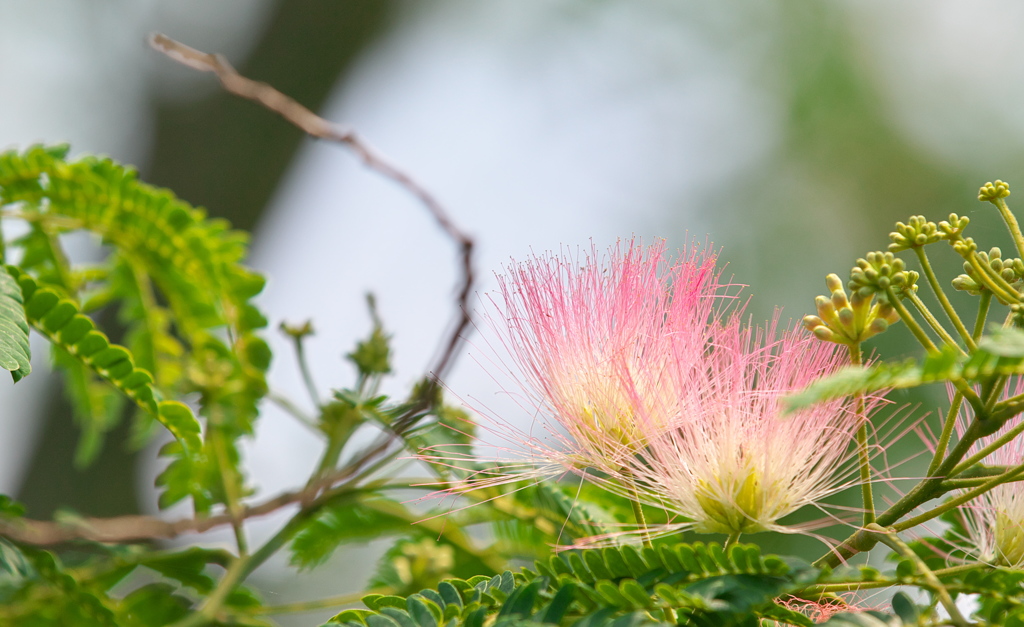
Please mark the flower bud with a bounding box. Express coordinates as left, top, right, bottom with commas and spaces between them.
805, 272, 901, 345
979, 179, 1011, 202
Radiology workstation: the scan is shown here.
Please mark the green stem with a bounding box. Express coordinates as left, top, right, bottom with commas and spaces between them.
992, 393, 1024, 423
815, 414, 990, 568
169, 556, 251, 627
951, 379, 985, 417
805, 579, 897, 594
208, 420, 248, 555
995, 196, 1024, 260
34, 222, 75, 293
950, 416, 1024, 476
803, 563, 982, 595
255, 588, 394, 615
909, 290, 962, 352
984, 375, 1009, 414
893, 463, 1024, 533
974, 292, 993, 341
309, 427, 348, 489
885, 288, 938, 353
864, 524, 968, 627
630, 498, 649, 546
179, 498, 336, 627
618, 471, 651, 549
905, 291, 964, 353
291, 333, 322, 409
724, 532, 741, 550
927, 392, 964, 478
914, 247, 975, 349
848, 344, 874, 526
268, 391, 320, 433
940, 472, 1024, 490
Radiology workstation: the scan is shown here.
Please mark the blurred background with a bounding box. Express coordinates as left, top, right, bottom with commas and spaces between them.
3, 0, 1024, 623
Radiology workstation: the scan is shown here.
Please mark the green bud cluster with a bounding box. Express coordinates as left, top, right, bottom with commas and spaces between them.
950, 236, 979, 258
848, 252, 919, 303
952, 247, 1024, 302
889, 215, 942, 252
937, 213, 970, 241
979, 179, 1011, 202
1011, 304, 1024, 328
803, 273, 900, 345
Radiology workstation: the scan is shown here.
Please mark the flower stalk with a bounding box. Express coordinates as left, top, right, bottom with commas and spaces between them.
913, 246, 975, 349
848, 343, 874, 526
883, 286, 938, 353
865, 524, 968, 627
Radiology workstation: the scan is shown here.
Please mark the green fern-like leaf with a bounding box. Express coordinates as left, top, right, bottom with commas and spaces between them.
52, 347, 125, 467
6, 266, 204, 500
10, 266, 156, 411
0, 146, 269, 421
0, 266, 30, 382
2, 549, 121, 627
341, 544, 829, 627
137, 547, 233, 595
786, 328, 1024, 412
0, 146, 270, 511
0, 146, 264, 335
783, 345, 962, 412
290, 496, 418, 570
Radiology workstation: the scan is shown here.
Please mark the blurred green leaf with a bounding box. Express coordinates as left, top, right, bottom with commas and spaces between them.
0, 267, 30, 382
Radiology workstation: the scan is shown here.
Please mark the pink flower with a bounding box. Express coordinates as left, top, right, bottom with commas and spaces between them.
621, 318, 872, 536
493, 239, 723, 468
426, 239, 873, 540
423, 239, 726, 487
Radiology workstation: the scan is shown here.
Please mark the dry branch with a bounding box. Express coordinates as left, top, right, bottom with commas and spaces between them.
149, 32, 475, 384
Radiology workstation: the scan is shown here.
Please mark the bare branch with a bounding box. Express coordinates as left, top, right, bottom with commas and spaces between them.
148, 33, 475, 387
0, 461, 383, 546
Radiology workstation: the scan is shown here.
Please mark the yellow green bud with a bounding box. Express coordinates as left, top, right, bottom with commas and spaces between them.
979, 180, 1011, 202
938, 213, 970, 240
889, 215, 941, 252
805, 272, 901, 345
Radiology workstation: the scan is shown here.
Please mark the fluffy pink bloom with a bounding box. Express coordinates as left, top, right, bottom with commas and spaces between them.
621, 318, 872, 536
493, 238, 724, 469
426, 239, 873, 540
424, 239, 727, 486
947, 379, 1024, 567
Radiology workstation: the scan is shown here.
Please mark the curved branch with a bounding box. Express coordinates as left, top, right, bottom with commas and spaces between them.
148, 32, 475, 386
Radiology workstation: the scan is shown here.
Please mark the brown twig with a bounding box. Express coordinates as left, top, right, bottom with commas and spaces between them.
0, 467, 351, 546
148, 32, 475, 386
0, 433, 425, 547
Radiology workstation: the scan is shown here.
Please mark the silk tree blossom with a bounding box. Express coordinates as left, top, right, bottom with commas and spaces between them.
422, 239, 729, 488
947, 379, 1024, 568
621, 319, 877, 537
425, 239, 877, 541
492, 238, 724, 469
